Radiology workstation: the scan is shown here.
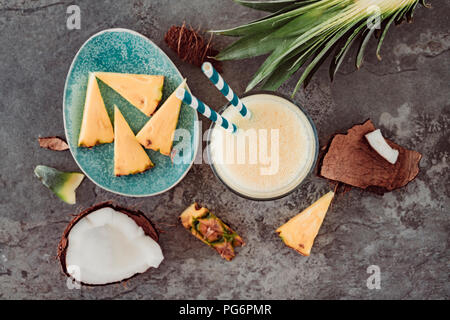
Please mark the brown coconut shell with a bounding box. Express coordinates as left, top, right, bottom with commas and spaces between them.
57, 202, 159, 286
318, 119, 422, 194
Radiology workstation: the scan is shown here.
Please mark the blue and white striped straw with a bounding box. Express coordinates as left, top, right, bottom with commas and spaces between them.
176, 88, 237, 133
201, 62, 252, 119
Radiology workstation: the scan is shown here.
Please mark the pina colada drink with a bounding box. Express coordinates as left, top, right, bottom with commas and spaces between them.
209, 93, 318, 200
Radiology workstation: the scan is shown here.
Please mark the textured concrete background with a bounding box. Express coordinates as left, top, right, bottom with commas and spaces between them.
0, 0, 449, 299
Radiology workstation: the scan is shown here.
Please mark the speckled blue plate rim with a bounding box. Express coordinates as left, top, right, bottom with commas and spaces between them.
63, 28, 199, 197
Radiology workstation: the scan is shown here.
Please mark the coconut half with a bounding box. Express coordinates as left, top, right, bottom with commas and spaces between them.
58, 202, 164, 286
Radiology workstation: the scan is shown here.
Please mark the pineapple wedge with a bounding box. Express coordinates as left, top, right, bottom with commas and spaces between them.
78, 74, 114, 147
180, 203, 244, 261
136, 80, 186, 155
276, 191, 334, 256
95, 72, 164, 116
114, 106, 153, 176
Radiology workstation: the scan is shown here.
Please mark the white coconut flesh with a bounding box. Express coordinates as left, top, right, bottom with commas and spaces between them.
365, 129, 399, 165
65, 207, 164, 285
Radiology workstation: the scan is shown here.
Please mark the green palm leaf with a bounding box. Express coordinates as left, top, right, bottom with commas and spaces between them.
330, 22, 366, 80
294, 20, 360, 93
356, 26, 377, 69
376, 12, 398, 60
212, 0, 335, 36
215, 31, 289, 60
213, 0, 428, 95
232, 0, 314, 12
260, 39, 315, 89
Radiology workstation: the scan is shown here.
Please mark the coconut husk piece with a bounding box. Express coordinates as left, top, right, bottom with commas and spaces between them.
38, 136, 69, 151
319, 119, 422, 193
164, 23, 222, 72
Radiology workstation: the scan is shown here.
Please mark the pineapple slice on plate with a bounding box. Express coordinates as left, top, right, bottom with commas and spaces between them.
277, 191, 334, 256
78, 74, 114, 147
95, 72, 164, 116
136, 80, 186, 156
114, 106, 153, 176
180, 203, 244, 261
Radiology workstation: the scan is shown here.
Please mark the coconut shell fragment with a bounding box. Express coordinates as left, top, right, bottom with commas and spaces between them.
164, 23, 222, 72
38, 136, 69, 151
319, 120, 422, 192
58, 202, 161, 286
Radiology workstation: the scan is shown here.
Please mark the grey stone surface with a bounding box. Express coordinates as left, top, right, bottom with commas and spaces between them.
0, 0, 449, 300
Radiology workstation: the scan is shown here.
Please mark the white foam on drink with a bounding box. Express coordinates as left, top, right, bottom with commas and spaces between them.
209, 94, 317, 199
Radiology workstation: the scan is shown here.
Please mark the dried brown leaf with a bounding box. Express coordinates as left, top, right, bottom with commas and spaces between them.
38, 136, 69, 151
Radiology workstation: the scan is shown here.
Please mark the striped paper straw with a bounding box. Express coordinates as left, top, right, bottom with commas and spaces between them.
202, 62, 252, 119
176, 88, 237, 133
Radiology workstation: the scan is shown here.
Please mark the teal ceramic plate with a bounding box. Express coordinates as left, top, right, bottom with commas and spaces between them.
63, 29, 199, 197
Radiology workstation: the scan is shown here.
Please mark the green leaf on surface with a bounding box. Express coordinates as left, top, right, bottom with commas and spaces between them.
376, 12, 398, 60
214, 0, 426, 91
212, 0, 328, 36
215, 31, 288, 61
294, 21, 359, 93
232, 0, 312, 13
330, 22, 366, 80
356, 26, 377, 69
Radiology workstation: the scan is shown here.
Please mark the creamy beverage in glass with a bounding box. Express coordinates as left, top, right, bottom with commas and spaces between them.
208, 93, 318, 200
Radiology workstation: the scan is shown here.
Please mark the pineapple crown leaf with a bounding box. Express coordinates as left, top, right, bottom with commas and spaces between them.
214, 0, 427, 95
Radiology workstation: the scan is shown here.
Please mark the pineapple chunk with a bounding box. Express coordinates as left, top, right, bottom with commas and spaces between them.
114, 106, 153, 176
95, 72, 164, 116
180, 203, 244, 261
136, 80, 186, 156
276, 191, 334, 256
78, 74, 114, 147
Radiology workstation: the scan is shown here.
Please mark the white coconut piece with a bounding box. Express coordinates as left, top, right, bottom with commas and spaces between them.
65, 207, 164, 285
365, 129, 399, 164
